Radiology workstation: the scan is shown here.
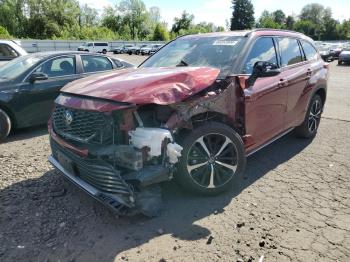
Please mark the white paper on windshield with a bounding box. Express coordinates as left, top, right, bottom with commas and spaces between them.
213, 40, 238, 46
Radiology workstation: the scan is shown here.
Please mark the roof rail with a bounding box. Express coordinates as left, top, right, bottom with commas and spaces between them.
245, 28, 305, 37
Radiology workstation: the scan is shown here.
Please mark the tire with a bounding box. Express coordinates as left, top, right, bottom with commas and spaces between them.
295, 94, 323, 139
176, 122, 246, 195
0, 109, 11, 142
102, 49, 107, 54
338, 60, 342, 65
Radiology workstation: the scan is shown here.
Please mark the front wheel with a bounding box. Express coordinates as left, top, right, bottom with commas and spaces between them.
295, 94, 323, 138
176, 122, 246, 195
0, 109, 12, 142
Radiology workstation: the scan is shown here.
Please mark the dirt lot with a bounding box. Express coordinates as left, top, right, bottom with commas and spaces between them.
0, 58, 349, 262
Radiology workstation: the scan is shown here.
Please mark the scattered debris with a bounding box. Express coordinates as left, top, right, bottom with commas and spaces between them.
237, 222, 245, 228
259, 240, 265, 247
206, 236, 214, 245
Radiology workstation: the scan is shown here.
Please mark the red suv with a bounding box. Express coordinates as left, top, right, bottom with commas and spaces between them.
48, 29, 328, 216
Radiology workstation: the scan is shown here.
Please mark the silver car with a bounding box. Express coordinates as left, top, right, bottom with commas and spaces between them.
0, 40, 27, 66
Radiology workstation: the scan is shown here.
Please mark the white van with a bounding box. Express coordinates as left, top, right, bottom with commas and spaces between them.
78, 42, 110, 54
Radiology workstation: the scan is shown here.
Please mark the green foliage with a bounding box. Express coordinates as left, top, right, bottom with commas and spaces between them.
230, 0, 255, 30
256, 4, 350, 40
152, 23, 169, 41
171, 11, 194, 34
0, 25, 11, 39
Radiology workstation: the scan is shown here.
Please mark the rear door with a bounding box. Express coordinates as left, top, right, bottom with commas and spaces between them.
277, 37, 313, 128
243, 37, 287, 149
80, 55, 114, 75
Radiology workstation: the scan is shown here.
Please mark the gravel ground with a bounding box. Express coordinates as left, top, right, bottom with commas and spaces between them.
0, 59, 349, 262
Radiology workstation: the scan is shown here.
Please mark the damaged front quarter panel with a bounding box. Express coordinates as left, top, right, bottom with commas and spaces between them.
165, 76, 244, 134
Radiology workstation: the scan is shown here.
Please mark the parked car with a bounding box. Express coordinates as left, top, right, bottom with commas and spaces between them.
318, 46, 335, 62
140, 44, 163, 55
0, 40, 27, 66
48, 29, 328, 217
77, 42, 110, 54
330, 44, 343, 59
338, 48, 350, 65
134, 44, 148, 55
112, 45, 124, 54
124, 44, 137, 55
149, 44, 164, 55
0, 51, 134, 141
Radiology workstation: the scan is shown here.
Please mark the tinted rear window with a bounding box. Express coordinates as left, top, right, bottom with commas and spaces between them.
95, 43, 108, 46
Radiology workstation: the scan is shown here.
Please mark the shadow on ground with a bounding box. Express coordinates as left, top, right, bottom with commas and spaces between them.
0, 132, 312, 261
2, 125, 48, 144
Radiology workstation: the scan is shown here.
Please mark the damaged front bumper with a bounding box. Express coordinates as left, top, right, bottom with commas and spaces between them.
49, 138, 172, 217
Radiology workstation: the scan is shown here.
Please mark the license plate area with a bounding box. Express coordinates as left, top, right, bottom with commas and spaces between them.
57, 152, 74, 174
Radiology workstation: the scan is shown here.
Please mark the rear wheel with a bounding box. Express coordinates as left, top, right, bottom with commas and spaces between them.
176, 122, 246, 195
338, 60, 342, 65
102, 49, 107, 54
295, 94, 323, 138
0, 109, 11, 142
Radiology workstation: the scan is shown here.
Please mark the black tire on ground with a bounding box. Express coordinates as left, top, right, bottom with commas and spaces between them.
102, 49, 107, 54
338, 60, 342, 65
295, 94, 323, 139
0, 109, 11, 142
176, 122, 246, 195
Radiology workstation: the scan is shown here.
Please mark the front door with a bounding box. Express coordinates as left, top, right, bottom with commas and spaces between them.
16, 56, 81, 127
242, 37, 287, 150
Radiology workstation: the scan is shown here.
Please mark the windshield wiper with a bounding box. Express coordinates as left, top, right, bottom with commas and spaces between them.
176, 60, 189, 67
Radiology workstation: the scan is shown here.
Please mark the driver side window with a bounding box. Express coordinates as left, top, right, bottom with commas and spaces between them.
243, 37, 278, 74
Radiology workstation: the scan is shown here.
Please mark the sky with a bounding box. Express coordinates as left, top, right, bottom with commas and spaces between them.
79, 0, 350, 28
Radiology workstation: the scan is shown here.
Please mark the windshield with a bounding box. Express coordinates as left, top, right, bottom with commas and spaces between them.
0, 55, 43, 80
141, 36, 246, 77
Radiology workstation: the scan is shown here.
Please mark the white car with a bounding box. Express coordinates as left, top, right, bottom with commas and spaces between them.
0, 40, 27, 66
77, 42, 110, 54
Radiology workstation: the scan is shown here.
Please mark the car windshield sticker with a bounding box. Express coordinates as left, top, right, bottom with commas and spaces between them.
213, 40, 238, 46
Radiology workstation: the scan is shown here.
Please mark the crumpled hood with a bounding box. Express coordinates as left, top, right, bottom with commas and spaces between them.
62, 67, 220, 105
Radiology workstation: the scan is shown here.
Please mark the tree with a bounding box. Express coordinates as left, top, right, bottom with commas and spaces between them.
152, 23, 169, 41
0, 25, 11, 39
80, 4, 98, 27
273, 9, 286, 25
257, 10, 281, 29
294, 20, 318, 39
171, 11, 194, 34
286, 16, 295, 30
230, 0, 255, 30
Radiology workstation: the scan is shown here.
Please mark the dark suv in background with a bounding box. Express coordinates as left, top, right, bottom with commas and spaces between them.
49, 29, 328, 216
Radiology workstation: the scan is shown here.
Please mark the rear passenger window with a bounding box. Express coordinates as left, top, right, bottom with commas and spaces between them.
243, 37, 278, 74
0, 44, 18, 58
82, 55, 113, 73
301, 40, 318, 61
278, 38, 303, 66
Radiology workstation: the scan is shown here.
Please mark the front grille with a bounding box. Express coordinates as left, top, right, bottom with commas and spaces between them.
51, 139, 134, 207
53, 105, 108, 143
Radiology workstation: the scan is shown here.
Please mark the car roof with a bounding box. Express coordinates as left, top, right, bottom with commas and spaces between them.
181, 29, 314, 43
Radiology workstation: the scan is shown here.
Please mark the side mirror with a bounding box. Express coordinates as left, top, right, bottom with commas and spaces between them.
246, 61, 280, 86
29, 72, 48, 83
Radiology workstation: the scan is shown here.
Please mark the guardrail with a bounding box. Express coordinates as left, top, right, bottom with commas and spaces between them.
19, 40, 167, 53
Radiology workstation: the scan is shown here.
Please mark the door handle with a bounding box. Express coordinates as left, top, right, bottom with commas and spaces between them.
278, 78, 288, 88
306, 69, 312, 79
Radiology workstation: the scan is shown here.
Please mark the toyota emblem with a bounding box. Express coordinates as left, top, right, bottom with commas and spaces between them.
64, 110, 73, 126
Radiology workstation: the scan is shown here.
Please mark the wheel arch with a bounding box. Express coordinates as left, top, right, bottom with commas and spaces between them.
0, 102, 17, 128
